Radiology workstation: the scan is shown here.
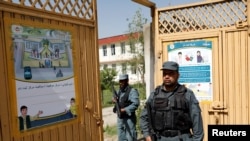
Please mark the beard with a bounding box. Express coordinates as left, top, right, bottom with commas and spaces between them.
120, 84, 128, 91
164, 82, 175, 87
163, 80, 177, 88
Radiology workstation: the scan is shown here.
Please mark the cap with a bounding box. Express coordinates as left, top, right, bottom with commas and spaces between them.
161, 61, 179, 71
119, 74, 129, 80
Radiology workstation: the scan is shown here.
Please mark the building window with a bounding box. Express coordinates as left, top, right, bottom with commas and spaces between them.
131, 65, 136, 74
102, 45, 107, 56
122, 63, 127, 74
121, 42, 125, 54
129, 42, 135, 53
111, 44, 115, 55
103, 64, 108, 69
112, 64, 116, 71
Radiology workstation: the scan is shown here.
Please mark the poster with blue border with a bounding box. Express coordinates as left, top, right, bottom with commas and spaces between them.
168, 40, 212, 101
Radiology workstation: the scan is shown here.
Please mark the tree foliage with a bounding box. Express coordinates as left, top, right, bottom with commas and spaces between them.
100, 67, 117, 91
126, 8, 148, 84
100, 68, 117, 103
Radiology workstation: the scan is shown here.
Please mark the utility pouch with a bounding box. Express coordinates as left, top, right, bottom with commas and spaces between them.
153, 97, 168, 110
152, 111, 165, 131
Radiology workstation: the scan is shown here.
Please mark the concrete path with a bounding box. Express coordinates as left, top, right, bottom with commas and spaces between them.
102, 105, 146, 141
102, 100, 146, 127
102, 106, 118, 141
102, 106, 117, 127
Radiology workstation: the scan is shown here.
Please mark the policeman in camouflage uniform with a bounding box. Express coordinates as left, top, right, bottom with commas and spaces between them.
140, 61, 204, 141
112, 74, 140, 141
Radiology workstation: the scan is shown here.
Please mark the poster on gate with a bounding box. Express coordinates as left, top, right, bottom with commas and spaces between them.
7, 22, 78, 132
167, 40, 213, 101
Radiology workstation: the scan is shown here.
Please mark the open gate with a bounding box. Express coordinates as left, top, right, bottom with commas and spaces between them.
0, 1, 103, 141
153, 0, 249, 141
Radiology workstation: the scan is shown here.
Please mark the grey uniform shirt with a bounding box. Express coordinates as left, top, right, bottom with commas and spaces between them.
139, 84, 204, 141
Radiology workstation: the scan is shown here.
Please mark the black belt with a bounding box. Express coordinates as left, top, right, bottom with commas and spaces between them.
160, 129, 190, 137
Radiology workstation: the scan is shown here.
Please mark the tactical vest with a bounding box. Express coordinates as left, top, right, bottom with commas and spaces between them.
150, 84, 192, 132
18, 115, 31, 131
118, 86, 134, 118
118, 86, 132, 108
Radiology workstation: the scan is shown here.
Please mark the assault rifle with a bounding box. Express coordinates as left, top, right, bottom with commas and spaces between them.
112, 85, 121, 118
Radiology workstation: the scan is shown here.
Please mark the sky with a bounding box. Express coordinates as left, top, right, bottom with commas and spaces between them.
97, 0, 204, 39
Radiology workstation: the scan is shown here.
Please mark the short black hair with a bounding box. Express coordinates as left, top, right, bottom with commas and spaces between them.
20, 105, 27, 111
71, 98, 75, 102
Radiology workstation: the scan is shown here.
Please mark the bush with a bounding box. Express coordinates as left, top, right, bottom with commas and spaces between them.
101, 89, 114, 108
103, 125, 117, 136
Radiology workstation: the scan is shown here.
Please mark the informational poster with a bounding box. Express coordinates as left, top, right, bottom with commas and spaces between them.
167, 40, 212, 101
12, 24, 77, 131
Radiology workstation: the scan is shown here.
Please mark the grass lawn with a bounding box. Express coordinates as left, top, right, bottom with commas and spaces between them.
101, 83, 146, 108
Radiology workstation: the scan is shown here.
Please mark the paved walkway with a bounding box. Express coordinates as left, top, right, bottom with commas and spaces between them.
102, 106, 118, 141
102, 101, 146, 141
102, 106, 117, 127
102, 100, 146, 127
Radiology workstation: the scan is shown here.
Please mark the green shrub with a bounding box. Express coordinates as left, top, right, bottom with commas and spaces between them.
103, 125, 117, 136
101, 89, 114, 108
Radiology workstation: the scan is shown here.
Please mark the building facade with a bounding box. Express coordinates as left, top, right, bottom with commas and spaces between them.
98, 34, 142, 84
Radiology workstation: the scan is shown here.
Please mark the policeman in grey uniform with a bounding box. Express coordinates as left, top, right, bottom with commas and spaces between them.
112, 74, 140, 141
140, 61, 204, 141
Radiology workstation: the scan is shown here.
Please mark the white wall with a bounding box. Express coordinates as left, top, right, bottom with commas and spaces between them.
143, 23, 155, 99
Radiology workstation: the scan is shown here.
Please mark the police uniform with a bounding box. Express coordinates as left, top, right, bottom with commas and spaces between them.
139, 61, 204, 141
116, 74, 140, 141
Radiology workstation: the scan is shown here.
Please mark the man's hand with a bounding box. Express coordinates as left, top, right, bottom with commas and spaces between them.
120, 108, 126, 113
112, 97, 117, 103
145, 136, 152, 141
37, 110, 43, 116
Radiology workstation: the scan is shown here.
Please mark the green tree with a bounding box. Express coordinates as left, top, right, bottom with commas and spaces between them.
126, 8, 148, 84
22, 27, 42, 35
100, 68, 117, 103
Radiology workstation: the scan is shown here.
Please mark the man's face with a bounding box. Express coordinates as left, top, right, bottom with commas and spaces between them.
119, 79, 128, 89
162, 70, 179, 87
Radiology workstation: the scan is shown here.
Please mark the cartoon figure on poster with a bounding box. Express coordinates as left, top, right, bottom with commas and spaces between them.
196, 50, 204, 63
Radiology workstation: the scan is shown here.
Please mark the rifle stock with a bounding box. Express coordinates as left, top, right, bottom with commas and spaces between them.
112, 85, 121, 118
